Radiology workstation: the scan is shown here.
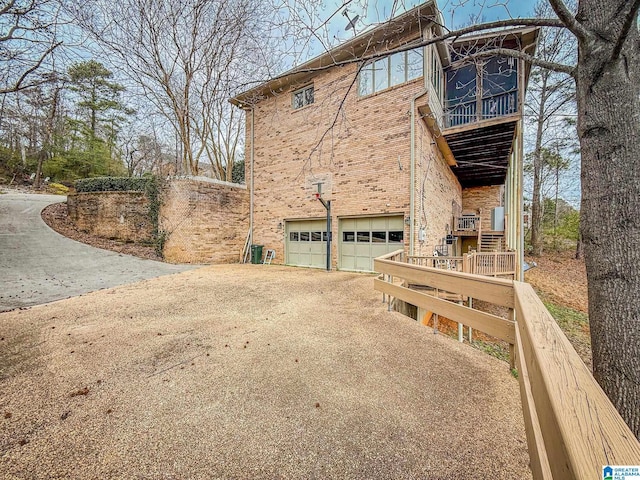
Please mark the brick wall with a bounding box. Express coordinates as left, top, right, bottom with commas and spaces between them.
67, 191, 153, 242
462, 186, 503, 230
246, 57, 462, 267
160, 178, 248, 264
413, 105, 462, 257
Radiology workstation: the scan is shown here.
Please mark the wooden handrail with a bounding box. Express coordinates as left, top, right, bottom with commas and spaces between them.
514, 282, 640, 478
373, 254, 640, 479
374, 257, 514, 308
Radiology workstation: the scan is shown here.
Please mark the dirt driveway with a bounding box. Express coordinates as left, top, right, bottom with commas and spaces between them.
0, 265, 530, 479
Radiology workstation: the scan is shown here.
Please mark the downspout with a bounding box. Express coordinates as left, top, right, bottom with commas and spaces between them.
410, 89, 428, 256
250, 107, 255, 249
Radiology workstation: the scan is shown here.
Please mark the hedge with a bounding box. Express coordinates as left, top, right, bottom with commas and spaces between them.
75, 177, 151, 193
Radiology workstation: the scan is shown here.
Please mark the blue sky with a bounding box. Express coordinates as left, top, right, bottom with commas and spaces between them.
317, 0, 537, 53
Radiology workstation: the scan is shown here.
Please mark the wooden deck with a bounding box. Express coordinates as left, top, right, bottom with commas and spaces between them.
374, 250, 640, 479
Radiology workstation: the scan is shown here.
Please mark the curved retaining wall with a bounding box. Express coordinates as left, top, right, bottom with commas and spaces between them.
160, 178, 249, 264
67, 191, 153, 243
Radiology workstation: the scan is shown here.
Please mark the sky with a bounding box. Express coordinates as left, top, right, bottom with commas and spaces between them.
327, 0, 535, 42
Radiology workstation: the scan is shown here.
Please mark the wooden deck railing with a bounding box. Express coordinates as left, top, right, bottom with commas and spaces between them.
374, 250, 640, 479
468, 251, 516, 278
407, 251, 516, 279
453, 215, 481, 233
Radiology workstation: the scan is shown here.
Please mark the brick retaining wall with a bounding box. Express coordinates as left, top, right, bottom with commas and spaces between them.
67, 191, 153, 242
160, 178, 249, 264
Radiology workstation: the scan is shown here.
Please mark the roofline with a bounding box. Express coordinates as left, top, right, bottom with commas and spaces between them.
231, 1, 440, 108
230, 6, 540, 109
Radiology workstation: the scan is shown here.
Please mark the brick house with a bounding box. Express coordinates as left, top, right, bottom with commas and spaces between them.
231, 1, 537, 278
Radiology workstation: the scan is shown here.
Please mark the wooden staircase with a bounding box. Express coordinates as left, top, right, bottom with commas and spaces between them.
478, 232, 506, 252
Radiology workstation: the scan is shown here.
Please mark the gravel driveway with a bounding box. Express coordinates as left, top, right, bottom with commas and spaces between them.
0, 265, 531, 479
0, 191, 195, 312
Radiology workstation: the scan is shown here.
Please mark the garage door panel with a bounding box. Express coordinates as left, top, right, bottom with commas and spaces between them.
286, 220, 327, 268
339, 215, 405, 272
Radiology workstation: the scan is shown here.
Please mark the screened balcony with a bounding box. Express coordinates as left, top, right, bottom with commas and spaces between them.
443, 55, 519, 129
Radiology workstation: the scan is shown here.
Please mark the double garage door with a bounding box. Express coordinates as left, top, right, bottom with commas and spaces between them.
285, 216, 404, 272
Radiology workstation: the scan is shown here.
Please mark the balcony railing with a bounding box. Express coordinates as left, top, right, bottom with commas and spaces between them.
453, 215, 481, 234
374, 250, 640, 479
444, 90, 518, 129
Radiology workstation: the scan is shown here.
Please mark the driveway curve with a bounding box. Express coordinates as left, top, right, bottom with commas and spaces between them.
0, 192, 195, 312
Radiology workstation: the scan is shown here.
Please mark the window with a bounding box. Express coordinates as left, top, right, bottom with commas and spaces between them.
300, 232, 310, 241
292, 85, 314, 109
343, 231, 355, 242
430, 46, 444, 103
357, 231, 370, 242
372, 231, 386, 243
358, 47, 423, 96
311, 231, 322, 242
388, 231, 404, 243
290, 232, 299, 241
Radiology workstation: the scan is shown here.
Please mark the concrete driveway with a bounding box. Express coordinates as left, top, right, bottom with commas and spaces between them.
0, 265, 531, 479
0, 192, 195, 312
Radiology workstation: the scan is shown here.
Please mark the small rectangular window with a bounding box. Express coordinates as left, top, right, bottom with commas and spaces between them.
290, 232, 299, 241
357, 231, 370, 243
322, 231, 328, 242
388, 231, 404, 243
372, 231, 386, 243
300, 232, 310, 241
390, 53, 405, 87
358, 63, 374, 96
359, 47, 423, 97
343, 231, 355, 242
407, 49, 424, 80
374, 58, 389, 91
292, 85, 314, 110
311, 231, 322, 242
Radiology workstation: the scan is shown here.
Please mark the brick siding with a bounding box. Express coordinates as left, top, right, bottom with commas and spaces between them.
160, 178, 249, 264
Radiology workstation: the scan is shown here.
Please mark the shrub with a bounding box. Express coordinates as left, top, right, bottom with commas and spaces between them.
75, 177, 150, 193
48, 183, 70, 195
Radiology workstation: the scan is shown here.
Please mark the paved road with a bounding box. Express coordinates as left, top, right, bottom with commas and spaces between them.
0, 192, 196, 311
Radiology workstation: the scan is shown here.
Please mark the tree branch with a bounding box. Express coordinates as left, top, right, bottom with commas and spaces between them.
610, 0, 640, 64
0, 40, 62, 94
465, 47, 575, 76
257, 17, 573, 89
547, 0, 589, 40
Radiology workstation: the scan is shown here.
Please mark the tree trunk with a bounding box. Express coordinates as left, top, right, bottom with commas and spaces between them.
530, 74, 549, 256
575, 231, 583, 260
577, 0, 640, 438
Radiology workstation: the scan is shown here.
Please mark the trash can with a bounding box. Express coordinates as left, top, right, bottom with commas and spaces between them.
250, 245, 264, 264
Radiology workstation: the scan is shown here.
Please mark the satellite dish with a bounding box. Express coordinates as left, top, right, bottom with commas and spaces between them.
342, 9, 359, 34
345, 14, 359, 31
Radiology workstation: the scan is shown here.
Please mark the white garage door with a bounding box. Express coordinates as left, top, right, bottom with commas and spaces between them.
285, 219, 327, 268
339, 216, 405, 272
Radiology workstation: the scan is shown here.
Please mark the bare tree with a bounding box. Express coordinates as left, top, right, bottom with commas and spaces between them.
75, 0, 279, 179
526, 0, 576, 256
0, 0, 64, 94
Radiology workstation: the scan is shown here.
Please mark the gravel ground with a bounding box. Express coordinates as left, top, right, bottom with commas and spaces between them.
0, 265, 531, 479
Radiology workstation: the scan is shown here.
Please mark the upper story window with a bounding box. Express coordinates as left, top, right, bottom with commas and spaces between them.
429, 45, 444, 103
358, 47, 424, 97
292, 85, 314, 109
